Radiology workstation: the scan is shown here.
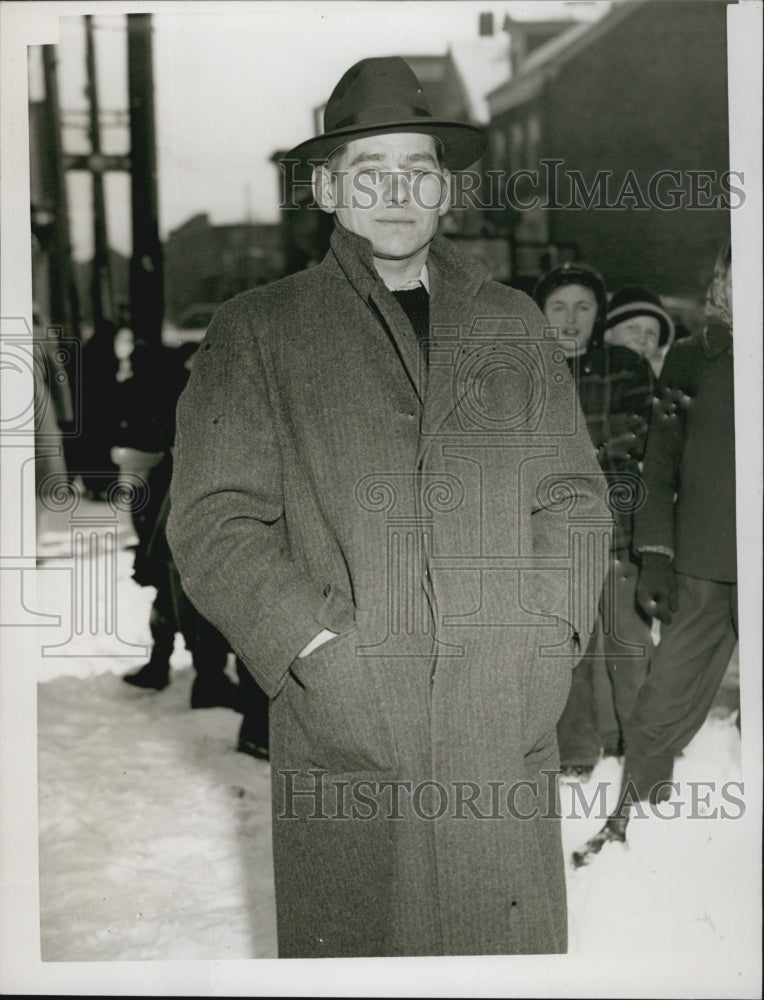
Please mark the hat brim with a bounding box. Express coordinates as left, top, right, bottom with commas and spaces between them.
605, 303, 675, 347
283, 119, 486, 171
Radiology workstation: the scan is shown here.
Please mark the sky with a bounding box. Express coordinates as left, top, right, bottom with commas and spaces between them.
27, 0, 610, 260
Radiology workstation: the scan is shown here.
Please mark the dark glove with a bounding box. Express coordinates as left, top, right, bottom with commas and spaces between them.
637, 552, 679, 624
131, 550, 164, 588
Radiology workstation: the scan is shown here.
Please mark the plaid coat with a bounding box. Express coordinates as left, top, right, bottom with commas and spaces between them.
570, 343, 653, 551
167, 224, 611, 958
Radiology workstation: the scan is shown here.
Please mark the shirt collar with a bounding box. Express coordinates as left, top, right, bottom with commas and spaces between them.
384, 264, 430, 293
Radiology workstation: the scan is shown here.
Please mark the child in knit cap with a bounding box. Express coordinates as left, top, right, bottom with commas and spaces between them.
604, 286, 676, 377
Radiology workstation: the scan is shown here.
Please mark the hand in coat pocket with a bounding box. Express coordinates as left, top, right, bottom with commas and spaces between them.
285, 624, 397, 773
298, 628, 339, 658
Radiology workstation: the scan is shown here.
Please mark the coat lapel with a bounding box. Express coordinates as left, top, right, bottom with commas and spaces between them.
326, 224, 426, 403
419, 238, 487, 446
368, 288, 427, 403
325, 224, 492, 425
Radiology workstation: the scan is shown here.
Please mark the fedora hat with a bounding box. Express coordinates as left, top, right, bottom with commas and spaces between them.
285, 56, 486, 170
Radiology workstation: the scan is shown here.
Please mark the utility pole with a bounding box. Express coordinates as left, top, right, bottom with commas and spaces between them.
84, 14, 114, 328
40, 46, 80, 337
127, 13, 163, 347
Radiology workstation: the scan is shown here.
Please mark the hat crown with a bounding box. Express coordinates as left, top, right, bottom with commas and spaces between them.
285, 55, 486, 170
608, 286, 663, 313
533, 261, 607, 311
324, 57, 433, 133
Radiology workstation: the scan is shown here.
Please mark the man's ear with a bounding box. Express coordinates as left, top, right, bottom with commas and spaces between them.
313, 165, 337, 215
438, 168, 452, 218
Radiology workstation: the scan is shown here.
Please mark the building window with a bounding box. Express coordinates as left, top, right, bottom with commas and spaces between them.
526, 112, 541, 168
510, 122, 524, 172
491, 127, 507, 168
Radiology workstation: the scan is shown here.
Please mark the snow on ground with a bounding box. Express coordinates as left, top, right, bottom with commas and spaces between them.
33, 500, 758, 985
38, 666, 276, 962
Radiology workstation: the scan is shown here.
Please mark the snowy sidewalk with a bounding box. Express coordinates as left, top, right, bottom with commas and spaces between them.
38, 665, 276, 961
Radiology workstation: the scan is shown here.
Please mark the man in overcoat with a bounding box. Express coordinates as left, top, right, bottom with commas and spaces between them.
167, 56, 612, 957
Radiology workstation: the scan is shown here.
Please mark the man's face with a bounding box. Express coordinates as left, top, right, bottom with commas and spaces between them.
604, 315, 661, 359
316, 132, 450, 262
543, 283, 598, 358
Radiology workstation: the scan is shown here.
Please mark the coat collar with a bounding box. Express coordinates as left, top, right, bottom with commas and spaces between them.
319, 223, 420, 398
324, 221, 380, 297
323, 220, 489, 310
322, 221, 492, 426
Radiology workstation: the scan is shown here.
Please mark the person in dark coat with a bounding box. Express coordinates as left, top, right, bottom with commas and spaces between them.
123, 474, 242, 711
74, 318, 122, 500
121, 343, 265, 722
167, 57, 611, 958
534, 265, 655, 776
573, 239, 737, 865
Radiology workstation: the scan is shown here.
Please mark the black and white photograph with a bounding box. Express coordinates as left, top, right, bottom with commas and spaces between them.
0, 1, 761, 996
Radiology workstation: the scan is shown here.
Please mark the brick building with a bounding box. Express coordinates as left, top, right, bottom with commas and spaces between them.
485, 0, 732, 302
163, 213, 284, 324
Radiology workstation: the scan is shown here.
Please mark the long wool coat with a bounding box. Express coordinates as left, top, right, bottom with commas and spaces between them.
167, 224, 612, 958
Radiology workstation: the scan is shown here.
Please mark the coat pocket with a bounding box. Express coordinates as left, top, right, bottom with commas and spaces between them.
285, 625, 397, 773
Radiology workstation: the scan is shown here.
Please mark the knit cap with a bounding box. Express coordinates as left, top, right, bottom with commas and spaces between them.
605, 286, 675, 347
533, 262, 607, 316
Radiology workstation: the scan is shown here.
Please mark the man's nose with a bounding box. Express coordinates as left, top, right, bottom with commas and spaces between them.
383, 170, 412, 205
